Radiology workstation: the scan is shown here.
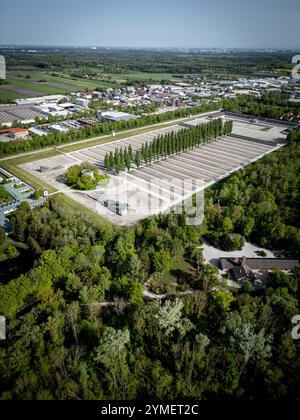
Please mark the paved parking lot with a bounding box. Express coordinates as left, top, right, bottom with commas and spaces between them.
20, 116, 289, 226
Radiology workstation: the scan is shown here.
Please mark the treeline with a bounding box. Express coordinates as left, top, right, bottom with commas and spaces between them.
104, 118, 232, 173
0, 102, 220, 158
4, 48, 294, 76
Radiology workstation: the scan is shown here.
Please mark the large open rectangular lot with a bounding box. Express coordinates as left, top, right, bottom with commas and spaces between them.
20, 114, 289, 225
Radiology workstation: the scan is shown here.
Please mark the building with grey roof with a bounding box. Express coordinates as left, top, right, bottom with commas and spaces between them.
220, 256, 299, 283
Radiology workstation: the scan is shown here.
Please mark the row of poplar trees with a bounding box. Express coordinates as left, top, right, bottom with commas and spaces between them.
104, 118, 233, 173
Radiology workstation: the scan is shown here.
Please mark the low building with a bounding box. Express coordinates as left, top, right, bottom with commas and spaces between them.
49, 124, 69, 133
0, 167, 16, 181
103, 200, 128, 216
92, 91, 103, 99
220, 256, 299, 284
97, 110, 139, 122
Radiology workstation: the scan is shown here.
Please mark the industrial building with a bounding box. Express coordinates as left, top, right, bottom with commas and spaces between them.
74, 98, 90, 107
33, 104, 69, 118
14, 95, 67, 106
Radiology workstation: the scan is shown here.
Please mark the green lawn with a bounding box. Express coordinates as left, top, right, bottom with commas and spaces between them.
7, 70, 180, 97
6, 78, 66, 95
52, 194, 114, 228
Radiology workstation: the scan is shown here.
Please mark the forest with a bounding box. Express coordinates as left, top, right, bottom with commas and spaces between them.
204, 128, 300, 258
0, 131, 300, 400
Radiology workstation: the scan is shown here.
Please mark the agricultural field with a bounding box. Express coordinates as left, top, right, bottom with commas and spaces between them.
0, 72, 121, 102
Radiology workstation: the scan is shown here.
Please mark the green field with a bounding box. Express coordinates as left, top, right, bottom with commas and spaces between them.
53, 193, 113, 228
110, 72, 180, 82
6, 78, 64, 94
0, 88, 27, 101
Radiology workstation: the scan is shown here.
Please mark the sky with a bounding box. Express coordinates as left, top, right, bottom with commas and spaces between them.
0, 0, 299, 49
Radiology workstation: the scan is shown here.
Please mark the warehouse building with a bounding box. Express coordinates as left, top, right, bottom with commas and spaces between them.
0, 103, 46, 127
74, 98, 90, 107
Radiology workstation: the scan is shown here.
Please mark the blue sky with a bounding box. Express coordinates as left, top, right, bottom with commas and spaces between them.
0, 0, 299, 48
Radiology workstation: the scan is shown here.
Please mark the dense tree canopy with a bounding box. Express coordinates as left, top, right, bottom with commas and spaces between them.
204, 140, 300, 257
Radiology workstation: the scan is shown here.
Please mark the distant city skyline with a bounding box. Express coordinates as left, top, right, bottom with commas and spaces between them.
0, 0, 299, 49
